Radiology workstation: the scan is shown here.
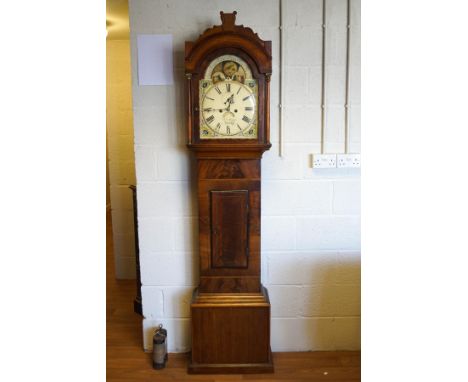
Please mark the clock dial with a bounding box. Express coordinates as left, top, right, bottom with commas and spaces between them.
199, 54, 258, 139
201, 80, 256, 138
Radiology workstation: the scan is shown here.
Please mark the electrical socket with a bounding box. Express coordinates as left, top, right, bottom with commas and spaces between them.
312, 154, 337, 169
337, 154, 361, 168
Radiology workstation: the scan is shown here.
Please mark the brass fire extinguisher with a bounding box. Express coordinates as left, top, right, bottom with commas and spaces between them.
152, 324, 167, 369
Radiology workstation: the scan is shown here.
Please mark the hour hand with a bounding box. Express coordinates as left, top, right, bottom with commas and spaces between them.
224, 95, 234, 111
224, 94, 234, 105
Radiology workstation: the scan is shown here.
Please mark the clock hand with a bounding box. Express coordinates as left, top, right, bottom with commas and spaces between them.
224, 94, 234, 105
223, 94, 234, 111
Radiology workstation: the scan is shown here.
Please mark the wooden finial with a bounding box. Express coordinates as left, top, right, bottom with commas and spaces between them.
220, 11, 237, 31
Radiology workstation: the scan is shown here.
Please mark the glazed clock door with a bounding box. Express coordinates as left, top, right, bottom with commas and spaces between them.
199, 55, 258, 139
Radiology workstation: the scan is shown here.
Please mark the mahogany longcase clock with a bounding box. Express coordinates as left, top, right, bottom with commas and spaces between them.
185, 11, 273, 374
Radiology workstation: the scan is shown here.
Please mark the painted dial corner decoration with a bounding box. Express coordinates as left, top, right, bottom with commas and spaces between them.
200, 55, 258, 139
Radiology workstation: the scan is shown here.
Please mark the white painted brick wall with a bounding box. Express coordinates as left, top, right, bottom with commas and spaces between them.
284, 106, 322, 143
129, 0, 360, 352
333, 180, 361, 214
262, 180, 332, 216
140, 251, 198, 286
141, 286, 164, 319
162, 286, 193, 318
138, 217, 175, 252
262, 216, 297, 251
269, 285, 302, 317
174, 217, 198, 252
296, 216, 361, 250
271, 318, 335, 351
134, 146, 157, 181
136, 182, 194, 218
269, 251, 337, 285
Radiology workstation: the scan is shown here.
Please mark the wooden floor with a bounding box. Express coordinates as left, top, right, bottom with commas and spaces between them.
106, 211, 361, 381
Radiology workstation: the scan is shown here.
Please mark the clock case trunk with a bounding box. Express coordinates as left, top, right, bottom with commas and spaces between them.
185, 12, 273, 374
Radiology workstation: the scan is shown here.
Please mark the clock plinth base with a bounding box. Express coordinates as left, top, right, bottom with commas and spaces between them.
188, 286, 274, 374
188, 349, 274, 374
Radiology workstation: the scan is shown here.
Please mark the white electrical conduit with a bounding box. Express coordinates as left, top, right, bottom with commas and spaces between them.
279, 0, 284, 157
320, 0, 327, 154
344, 0, 351, 154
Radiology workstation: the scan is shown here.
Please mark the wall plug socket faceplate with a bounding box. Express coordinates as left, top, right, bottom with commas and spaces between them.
312, 154, 337, 169
337, 153, 361, 168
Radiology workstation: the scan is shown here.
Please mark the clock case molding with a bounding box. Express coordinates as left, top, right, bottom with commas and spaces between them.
185, 12, 274, 374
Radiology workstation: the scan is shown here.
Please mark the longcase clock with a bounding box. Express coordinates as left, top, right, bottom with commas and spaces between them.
185, 11, 273, 374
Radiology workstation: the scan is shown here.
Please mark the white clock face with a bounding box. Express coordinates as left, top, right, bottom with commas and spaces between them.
201, 80, 256, 138
199, 54, 258, 139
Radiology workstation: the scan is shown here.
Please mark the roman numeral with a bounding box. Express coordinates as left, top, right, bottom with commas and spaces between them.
216, 123, 221, 131
242, 115, 251, 123
237, 87, 242, 94
242, 95, 251, 101
226, 126, 231, 135
206, 115, 214, 124
245, 107, 253, 111
237, 124, 242, 130
205, 96, 214, 101
203, 108, 213, 112
226, 83, 230, 92
215, 86, 221, 94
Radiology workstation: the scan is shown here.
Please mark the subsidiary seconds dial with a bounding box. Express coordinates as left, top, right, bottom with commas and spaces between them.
201, 80, 256, 137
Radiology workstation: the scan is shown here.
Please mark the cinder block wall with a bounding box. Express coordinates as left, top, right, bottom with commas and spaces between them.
107, 39, 137, 278
129, 0, 360, 352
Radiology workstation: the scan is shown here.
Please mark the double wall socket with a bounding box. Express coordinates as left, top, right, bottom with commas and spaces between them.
312, 154, 337, 169
312, 153, 361, 169
337, 154, 361, 168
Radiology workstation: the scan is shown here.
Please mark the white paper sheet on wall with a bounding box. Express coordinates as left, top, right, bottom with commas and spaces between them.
137, 34, 174, 86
